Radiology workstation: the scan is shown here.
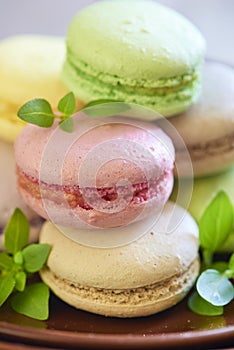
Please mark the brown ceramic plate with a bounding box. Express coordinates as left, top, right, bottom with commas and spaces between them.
1, 285, 234, 350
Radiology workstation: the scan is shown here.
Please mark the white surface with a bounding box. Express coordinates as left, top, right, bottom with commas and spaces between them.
0, 0, 233, 65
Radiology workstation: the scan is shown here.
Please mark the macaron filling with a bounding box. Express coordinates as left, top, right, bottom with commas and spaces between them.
63, 58, 202, 115
17, 166, 173, 212
41, 257, 199, 306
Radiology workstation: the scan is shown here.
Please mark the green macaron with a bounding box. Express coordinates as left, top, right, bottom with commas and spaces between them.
62, 0, 206, 117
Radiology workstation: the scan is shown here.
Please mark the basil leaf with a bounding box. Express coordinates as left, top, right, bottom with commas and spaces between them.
58, 92, 76, 115
210, 261, 229, 273
0, 252, 14, 270
228, 253, 234, 272
59, 117, 74, 133
22, 244, 50, 273
199, 191, 234, 252
15, 271, 27, 292
0, 274, 15, 307
17, 98, 55, 127
14, 251, 24, 265
11, 283, 50, 320
4, 208, 29, 254
197, 269, 234, 306
188, 291, 223, 316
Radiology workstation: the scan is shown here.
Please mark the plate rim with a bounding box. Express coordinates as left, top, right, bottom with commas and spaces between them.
1, 321, 234, 349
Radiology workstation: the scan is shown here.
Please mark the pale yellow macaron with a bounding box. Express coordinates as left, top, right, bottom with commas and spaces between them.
0, 35, 69, 142
40, 202, 199, 318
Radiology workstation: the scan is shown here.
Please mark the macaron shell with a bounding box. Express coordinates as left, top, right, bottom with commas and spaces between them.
0, 35, 69, 107
39, 202, 199, 290
40, 258, 199, 317
15, 117, 175, 228
169, 61, 234, 177
14, 118, 175, 186
66, 0, 205, 80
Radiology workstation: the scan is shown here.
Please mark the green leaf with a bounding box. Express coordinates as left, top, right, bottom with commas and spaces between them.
58, 92, 76, 115
199, 191, 234, 253
17, 98, 55, 127
4, 208, 30, 254
11, 283, 50, 320
197, 269, 234, 306
59, 117, 74, 133
84, 101, 131, 118
0, 274, 15, 307
22, 244, 51, 273
14, 251, 24, 265
0, 253, 14, 270
84, 99, 119, 108
210, 261, 229, 273
228, 253, 234, 272
188, 291, 223, 316
15, 271, 26, 292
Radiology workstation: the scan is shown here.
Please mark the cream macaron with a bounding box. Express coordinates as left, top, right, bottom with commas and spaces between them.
39, 202, 199, 317
168, 61, 234, 177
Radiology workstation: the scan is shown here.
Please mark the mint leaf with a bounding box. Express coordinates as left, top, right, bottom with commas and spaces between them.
4, 208, 29, 254
197, 269, 234, 306
59, 117, 74, 133
199, 191, 234, 253
58, 92, 76, 115
11, 283, 50, 320
15, 271, 26, 292
0, 274, 15, 307
0, 253, 14, 270
188, 291, 223, 316
22, 244, 50, 273
17, 99, 55, 127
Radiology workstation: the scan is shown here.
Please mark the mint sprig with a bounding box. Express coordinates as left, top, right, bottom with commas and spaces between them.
188, 190, 234, 316
0, 208, 50, 320
17, 92, 76, 133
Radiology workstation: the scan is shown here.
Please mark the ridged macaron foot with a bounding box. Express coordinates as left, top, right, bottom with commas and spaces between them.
39, 201, 199, 318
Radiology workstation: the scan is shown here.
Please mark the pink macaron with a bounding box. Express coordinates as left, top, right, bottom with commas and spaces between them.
14, 115, 175, 229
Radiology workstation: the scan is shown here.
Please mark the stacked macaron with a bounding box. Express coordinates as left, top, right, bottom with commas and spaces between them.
0, 35, 69, 246
14, 1, 204, 317
14, 110, 200, 317
169, 61, 234, 229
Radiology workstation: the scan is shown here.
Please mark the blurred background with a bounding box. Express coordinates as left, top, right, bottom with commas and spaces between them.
0, 0, 233, 65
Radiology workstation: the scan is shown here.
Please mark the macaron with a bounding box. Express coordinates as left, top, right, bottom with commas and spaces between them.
62, 0, 206, 117
0, 35, 69, 142
168, 61, 234, 177
0, 140, 43, 248
0, 35, 69, 244
14, 116, 175, 229
39, 201, 200, 317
